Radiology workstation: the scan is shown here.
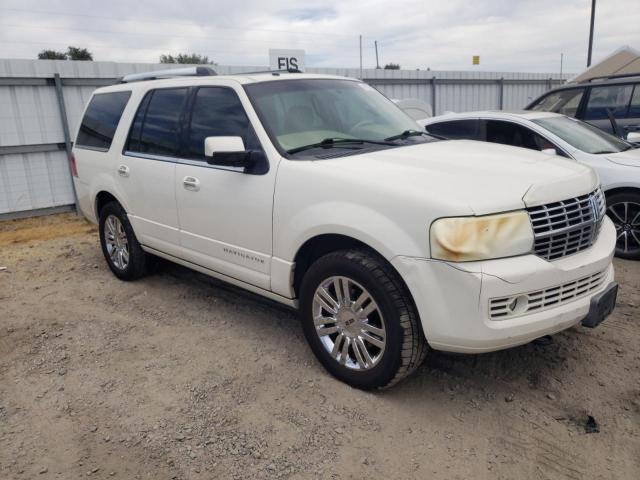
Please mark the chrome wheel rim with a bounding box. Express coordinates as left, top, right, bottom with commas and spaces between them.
312, 276, 386, 371
608, 201, 640, 254
104, 215, 129, 270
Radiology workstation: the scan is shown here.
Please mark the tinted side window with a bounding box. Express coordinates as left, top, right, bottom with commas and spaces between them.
584, 84, 633, 120
131, 88, 188, 156
76, 91, 131, 150
126, 92, 151, 152
627, 85, 640, 118
485, 120, 552, 151
187, 87, 260, 159
426, 120, 478, 140
530, 89, 584, 117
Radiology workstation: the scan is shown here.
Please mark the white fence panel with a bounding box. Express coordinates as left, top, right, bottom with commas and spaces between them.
0, 59, 571, 218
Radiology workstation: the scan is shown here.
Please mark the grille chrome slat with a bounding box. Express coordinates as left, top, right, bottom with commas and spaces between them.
489, 269, 608, 320
528, 188, 606, 261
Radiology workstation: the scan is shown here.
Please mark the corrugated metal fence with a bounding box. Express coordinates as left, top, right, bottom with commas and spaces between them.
0, 59, 571, 218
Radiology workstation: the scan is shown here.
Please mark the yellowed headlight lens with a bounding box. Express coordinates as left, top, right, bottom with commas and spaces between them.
430, 211, 534, 262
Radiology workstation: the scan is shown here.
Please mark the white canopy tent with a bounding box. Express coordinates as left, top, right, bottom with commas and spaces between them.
569, 46, 640, 84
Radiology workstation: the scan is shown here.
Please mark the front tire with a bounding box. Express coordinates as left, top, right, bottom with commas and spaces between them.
299, 249, 427, 389
98, 201, 149, 280
606, 191, 640, 260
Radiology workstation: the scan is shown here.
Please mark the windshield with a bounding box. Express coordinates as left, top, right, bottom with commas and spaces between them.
244, 79, 424, 154
532, 116, 631, 154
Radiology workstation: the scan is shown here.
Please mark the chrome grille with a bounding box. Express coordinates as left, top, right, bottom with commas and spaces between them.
528, 188, 606, 261
490, 268, 608, 320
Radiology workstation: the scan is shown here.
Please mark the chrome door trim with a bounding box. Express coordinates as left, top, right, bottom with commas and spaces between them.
123, 151, 247, 173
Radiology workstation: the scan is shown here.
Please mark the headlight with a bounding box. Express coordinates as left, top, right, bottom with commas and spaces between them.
430, 211, 534, 262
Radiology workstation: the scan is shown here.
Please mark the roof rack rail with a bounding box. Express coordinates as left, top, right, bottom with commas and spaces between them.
581, 72, 640, 83
119, 66, 217, 84
240, 68, 302, 75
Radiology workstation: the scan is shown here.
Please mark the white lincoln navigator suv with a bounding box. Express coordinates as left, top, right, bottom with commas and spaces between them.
71, 67, 618, 389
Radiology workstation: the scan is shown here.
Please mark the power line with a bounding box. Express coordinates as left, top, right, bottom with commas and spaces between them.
0, 40, 367, 59
0, 7, 355, 38
0, 23, 371, 48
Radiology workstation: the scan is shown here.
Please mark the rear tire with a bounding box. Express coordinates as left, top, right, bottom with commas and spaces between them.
606, 191, 640, 260
98, 201, 149, 280
299, 249, 427, 390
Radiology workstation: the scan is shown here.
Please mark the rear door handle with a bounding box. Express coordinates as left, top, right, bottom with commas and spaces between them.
183, 176, 200, 191
117, 164, 130, 177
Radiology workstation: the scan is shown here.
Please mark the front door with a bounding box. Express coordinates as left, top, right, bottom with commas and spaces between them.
175, 86, 276, 290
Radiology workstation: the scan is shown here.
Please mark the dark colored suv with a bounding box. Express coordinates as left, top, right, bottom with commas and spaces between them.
526, 75, 640, 140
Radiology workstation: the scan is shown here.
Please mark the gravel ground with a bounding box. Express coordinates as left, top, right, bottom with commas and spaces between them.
0, 213, 639, 479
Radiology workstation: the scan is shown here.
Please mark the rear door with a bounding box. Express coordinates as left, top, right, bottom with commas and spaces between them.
581, 83, 634, 134
174, 86, 275, 290
118, 87, 189, 257
622, 83, 640, 137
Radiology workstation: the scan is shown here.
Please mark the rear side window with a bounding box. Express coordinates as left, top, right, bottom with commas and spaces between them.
530, 88, 584, 117
629, 85, 640, 118
426, 120, 479, 140
76, 91, 131, 150
187, 87, 260, 159
584, 84, 633, 120
127, 88, 188, 156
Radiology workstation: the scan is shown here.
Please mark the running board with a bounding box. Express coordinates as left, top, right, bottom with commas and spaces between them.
141, 245, 298, 309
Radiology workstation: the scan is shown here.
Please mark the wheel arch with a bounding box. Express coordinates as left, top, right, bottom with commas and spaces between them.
602, 185, 640, 200
291, 233, 413, 303
94, 190, 127, 219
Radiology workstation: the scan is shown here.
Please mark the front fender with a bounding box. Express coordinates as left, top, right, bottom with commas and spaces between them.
274, 200, 425, 263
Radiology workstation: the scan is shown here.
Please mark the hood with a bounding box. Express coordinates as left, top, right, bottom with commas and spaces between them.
606, 147, 640, 167
315, 140, 598, 215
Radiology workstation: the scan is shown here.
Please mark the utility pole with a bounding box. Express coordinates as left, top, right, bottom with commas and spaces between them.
560, 53, 564, 80
375, 40, 380, 69
359, 35, 363, 78
587, 0, 596, 66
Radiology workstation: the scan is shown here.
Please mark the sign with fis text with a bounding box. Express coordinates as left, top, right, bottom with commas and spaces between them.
269, 49, 305, 71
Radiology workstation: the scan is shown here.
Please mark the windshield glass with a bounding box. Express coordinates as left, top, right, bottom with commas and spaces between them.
244, 79, 423, 153
532, 116, 631, 154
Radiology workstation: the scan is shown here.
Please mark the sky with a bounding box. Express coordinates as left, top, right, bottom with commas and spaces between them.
0, 0, 638, 74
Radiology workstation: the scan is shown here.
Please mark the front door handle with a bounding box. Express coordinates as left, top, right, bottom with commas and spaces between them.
183, 176, 200, 191
117, 164, 130, 177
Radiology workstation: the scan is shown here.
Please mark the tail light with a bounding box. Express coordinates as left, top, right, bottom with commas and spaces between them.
69, 152, 78, 178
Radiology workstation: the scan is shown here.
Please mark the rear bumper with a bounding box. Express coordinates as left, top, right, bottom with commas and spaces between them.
392, 217, 617, 353
72, 178, 97, 224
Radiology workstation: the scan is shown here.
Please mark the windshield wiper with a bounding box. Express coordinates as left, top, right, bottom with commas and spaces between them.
384, 129, 425, 141
287, 137, 395, 154
385, 129, 444, 141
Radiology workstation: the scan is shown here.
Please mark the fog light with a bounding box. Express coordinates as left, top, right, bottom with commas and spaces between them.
506, 295, 529, 315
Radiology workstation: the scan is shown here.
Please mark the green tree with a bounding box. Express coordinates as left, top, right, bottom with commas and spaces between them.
384, 63, 400, 70
37, 46, 93, 61
160, 53, 212, 64
66, 46, 93, 61
37, 49, 67, 60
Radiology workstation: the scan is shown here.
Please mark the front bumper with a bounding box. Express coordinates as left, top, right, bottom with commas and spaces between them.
392, 217, 617, 353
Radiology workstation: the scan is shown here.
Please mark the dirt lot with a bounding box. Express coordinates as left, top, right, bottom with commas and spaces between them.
0, 213, 639, 479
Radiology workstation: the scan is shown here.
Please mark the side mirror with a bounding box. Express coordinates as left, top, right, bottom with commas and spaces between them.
204, 136, 255, 169
541, 148, 558, 156
627, 131, 640, 143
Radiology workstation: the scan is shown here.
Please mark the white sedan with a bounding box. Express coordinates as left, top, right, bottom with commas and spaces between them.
419, 111, 640, 259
